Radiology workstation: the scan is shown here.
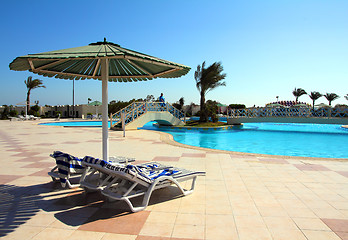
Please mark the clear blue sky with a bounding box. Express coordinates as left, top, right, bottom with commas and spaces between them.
1, 0, 347, 107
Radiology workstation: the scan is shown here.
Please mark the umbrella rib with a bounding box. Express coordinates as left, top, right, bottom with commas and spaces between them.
126, 59, 153, 77
35, 59, 69, 70
106, 44, 121, 56
125, 56, 183, 69
35, 69, 154, 79
154, 68, 180, 78
92, 59, 101, 77
28, 59, 35, 71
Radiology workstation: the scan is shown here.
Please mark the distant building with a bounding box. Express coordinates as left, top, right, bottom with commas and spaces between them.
0, 104, 103, 118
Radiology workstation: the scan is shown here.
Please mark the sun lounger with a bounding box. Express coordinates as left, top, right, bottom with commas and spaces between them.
28, 115, 40, 120
79, 155, 136, 192
49, 152, 135, 189
8, 116, 20, 121
48, 151, 85, 188
80, 158, 205, 212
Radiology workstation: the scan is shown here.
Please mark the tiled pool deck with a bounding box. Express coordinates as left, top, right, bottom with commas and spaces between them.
0, 120, 348, 240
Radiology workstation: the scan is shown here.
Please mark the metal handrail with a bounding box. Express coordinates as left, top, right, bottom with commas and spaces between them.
110, 101, 185, 128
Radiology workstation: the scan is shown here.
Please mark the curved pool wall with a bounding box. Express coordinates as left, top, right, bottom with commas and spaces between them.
140, 122, 348, 159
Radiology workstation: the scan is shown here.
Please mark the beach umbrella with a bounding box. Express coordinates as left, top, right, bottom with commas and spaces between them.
9, 38, 191, 160
16, 101, 35, 117
88, 100, 102, 116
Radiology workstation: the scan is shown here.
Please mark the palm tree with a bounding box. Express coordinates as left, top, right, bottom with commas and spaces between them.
179, 97, 184, 110
24, 76, 45, 114
308, 91, 322, 110
292, 88, 307, 103
324, 93, 340, 106
195, 61, 226, 122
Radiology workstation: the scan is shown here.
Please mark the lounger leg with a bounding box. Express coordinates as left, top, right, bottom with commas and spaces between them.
128, 176, 195, 213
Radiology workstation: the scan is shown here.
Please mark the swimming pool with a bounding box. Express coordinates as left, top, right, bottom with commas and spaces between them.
40, 121, 348, 159
141, 122, 348, 159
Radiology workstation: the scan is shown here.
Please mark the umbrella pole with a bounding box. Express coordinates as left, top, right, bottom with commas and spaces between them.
101, 58, 109, 160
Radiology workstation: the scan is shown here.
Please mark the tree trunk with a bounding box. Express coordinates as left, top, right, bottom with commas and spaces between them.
200, 91, 207, 122
312, 99, 315, 111
26, 90, 31, 115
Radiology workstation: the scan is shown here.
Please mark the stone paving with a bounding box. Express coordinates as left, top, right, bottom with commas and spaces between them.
0, 119, 348, 240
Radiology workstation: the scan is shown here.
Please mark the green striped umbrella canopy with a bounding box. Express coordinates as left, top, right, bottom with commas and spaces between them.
9, 38, 190, 81
9, 39, 191, 160
88, 100, 102, 116
88, 100, 102, 106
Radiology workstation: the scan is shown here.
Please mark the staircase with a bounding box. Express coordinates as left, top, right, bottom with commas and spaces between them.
110, 102, 186, 130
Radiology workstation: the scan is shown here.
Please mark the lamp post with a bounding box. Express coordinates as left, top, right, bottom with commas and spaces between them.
276, 96, 279, 103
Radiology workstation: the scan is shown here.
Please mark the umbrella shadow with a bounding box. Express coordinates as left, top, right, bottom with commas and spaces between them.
0, 181, 62, 237
0, 181, 186, 236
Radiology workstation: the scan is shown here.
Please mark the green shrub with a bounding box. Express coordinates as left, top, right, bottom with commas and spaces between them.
9, 110, 18, 117
229, 104, 246, 109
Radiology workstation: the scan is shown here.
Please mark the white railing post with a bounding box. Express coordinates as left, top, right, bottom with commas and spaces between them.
109, 113, 113, 129
121, 112, 125, 137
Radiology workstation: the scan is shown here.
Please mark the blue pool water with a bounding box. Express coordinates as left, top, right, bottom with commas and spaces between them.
40, 121, 348, 159
41, 121, 111, 127
141, 122, 348, 159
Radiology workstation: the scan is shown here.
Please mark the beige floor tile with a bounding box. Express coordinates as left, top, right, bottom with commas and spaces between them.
3, 225, 44, 240
312, 207, 347, 219
237, 227, 272, 240
206, 214, 236, 239
145, 211, 177, 224
292, 217, 332, 231
25, 213, 57, 227
268, 228, 307, 240
302, 230, 342, 240
234, 215, 266, 229
139, 222, 173, 237
67, 230, 105, 240
178, 202, 206, 214
329, 201, 348, 210
31, 227, 74, 240
263, 216, 298, 229
175, 213, 205, 225
151, 199, 181, 213
285, 207, 317, 218
172, 224, 205, 239
257, 206, 288, 217
232, 204, 260, 216
206, 201, 233, 214
101, 233, 137, 240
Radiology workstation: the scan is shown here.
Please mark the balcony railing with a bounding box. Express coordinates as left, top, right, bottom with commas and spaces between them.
229, 107, 348, 118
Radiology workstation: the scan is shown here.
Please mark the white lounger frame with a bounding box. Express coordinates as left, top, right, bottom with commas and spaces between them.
48, 166, 84, 188
80, 161, 204, 212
